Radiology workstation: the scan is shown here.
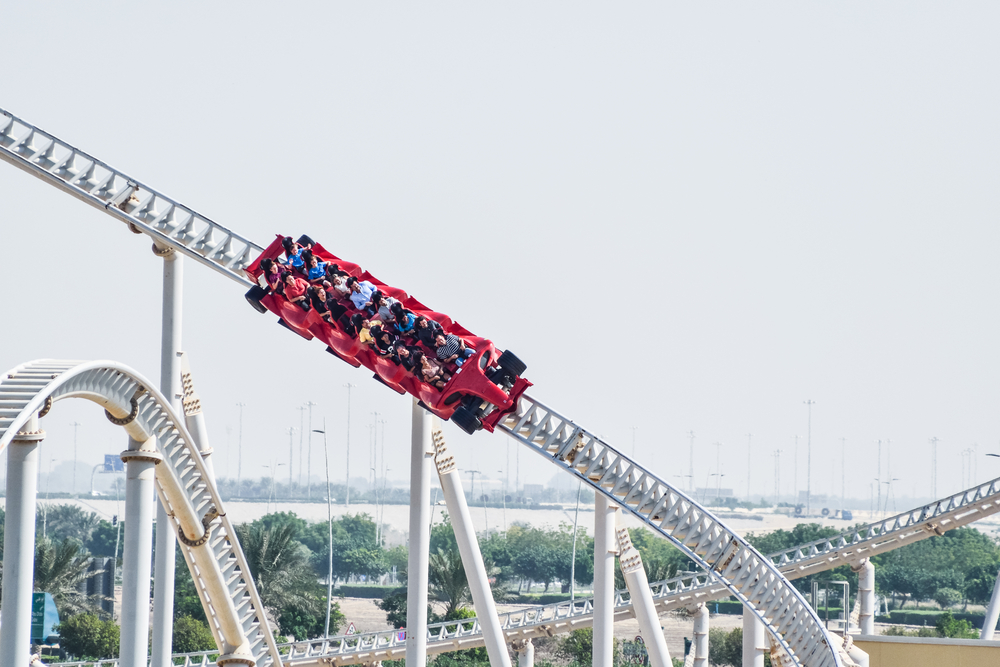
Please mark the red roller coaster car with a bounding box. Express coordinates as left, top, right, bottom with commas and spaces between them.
243, 235, 530, 434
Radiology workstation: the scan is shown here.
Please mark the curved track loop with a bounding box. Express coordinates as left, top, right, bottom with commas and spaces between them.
253, 475, 1000, 667
0, 360, 282, 667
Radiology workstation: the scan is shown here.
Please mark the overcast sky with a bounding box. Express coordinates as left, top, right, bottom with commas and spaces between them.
2, 3, 999, 509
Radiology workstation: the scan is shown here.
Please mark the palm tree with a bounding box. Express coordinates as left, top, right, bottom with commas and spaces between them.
428, 548, 471, 618
235, 520, 320, 621
33, 537, 103, 616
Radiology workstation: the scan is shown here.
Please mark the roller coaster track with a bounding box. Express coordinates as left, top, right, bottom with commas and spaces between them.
0, 360, 283, 667
0, 107, 913, 667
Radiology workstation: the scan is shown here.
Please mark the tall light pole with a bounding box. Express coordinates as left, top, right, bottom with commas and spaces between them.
236, 402, 246, 498
792, 434, 800, 506
286, 427, 296, 499
772, 450, 783, 504
804, 400, 815, 514
629, 426, 638, 459
70, 421, 81, 496
344, 384, 356, 505
688, 431, 696, 494
263, 462, 285, 514
313, 423, 335, 638
930, 437, 939, 498
876, 440, 883, 517
713, 442, 723, 501
570, 480, 582, 602
297, 405, 307, 488
305, 401, 318, 501
840, 437, 846, 512
371, 411, 380, 489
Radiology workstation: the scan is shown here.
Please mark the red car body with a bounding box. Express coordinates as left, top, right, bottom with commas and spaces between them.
245, 235, 530, 431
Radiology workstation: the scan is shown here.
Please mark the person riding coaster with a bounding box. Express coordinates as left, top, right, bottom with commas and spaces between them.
243, 234, 530, 434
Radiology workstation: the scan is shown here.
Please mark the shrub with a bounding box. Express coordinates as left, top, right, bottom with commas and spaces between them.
708, 627, 742, 667
57, 614, 120, 659
936, 611, 978, 639
172, 615, 216, 653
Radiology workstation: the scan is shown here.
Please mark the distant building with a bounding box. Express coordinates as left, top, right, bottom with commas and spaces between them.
522, 483, 544, 498
695, 487, 734, 501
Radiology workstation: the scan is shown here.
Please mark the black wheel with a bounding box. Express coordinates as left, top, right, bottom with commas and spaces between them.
451, 405, 482, 435
497, 350, 527, 376
821, 507, 830, 517
794, 505, 804, 516
296, 234, 316, 247
245, 285, 268, 314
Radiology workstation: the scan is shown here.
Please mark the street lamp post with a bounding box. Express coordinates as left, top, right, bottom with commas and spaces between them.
236, 402, 246, 498
313, 424, 335, 638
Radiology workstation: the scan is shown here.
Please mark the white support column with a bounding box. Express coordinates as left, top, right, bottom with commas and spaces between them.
515, 639, 534, 667
742, 611, 765, 667
981, 570, 1000, 640
406, 402, 434, 667
616, 527, 670, 667
689, 603, 709, 667
119, 437, 161, 667
593, 494, 618, 667
180, 353, 215, 482
852, 559, 875, 635
0, 415, 42, 667
152, 244, 182, 667
433, 431, 512, 667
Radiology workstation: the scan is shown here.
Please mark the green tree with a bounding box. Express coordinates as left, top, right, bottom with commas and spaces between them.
278, 596, 344, 640
236, 517, 324, 623
57, 613, 120, 659
34, 537, 101, 616
38, 505, 103, 544
708, 627, 742, 667
172, 615, 216, 652
558, 627, 620, 666
429, 548, 471, 617
378, 587, 434, 629
934, 587, 961, 609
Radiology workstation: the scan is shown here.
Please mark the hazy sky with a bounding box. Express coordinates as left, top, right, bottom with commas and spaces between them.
2, 4, 999, 509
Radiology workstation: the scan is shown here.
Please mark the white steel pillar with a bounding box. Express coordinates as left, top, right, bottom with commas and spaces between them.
689, 604, 709, 667
515, 639, 534, 667
0, 414, 42, 667
433, 431, 512, 667
152, 244, 182, 667
119, 437, 161, 667
981, 570, 1000, 640
742, 611, 765, 667
406, 402, 435, 667
616, 528, 670, 667
593, 493, 618, 667
852, 559, 875, 635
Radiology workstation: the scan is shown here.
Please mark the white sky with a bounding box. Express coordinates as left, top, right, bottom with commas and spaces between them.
2, 3, 999, 508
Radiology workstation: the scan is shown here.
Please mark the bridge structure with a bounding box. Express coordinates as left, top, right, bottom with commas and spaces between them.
1, 107, 999, 667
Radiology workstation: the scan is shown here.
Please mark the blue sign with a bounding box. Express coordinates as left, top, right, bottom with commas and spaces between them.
31, 592, 59, 644
104, 455, 124, 472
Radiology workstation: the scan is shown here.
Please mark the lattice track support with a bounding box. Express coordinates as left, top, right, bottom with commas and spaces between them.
498, 395, 844, 667
0, 414, 42, 667
616, 527, 671, 667
432, 429, 513, 667
0, 360, 284, 667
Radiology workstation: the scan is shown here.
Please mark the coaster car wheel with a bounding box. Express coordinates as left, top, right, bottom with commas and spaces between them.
245, 285, 269, 314
451, 405, 483, 435
497, 350, 527, 377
